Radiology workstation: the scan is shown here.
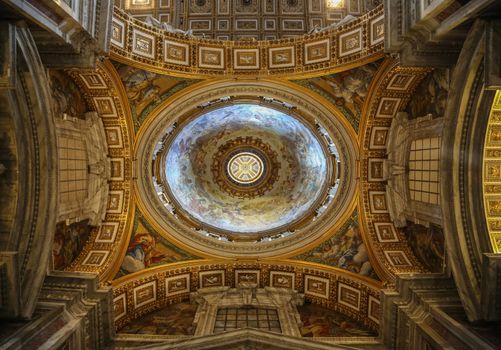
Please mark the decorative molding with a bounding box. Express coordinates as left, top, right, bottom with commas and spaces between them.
381, 274, 495, 350
482, 89, 501, 253
0, 25, 58, 319
111, 260, 381, 332
64, 61, 135, 280
110, 5, 384, 79
358, 58, 431, 282
191, 286, 304, 337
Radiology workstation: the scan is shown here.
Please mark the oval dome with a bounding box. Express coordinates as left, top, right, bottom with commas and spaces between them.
163, 104, 329, 234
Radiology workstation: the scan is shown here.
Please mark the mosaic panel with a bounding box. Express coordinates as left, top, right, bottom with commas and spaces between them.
374, 222, 399, 243
164, 40, 190, 66
200, 270, 225, 288
370, 14, 384, 46
111, 17, 126, 49
268, 46, 295, 68
269, 271, 295, 289
384, 250, 413, 267
95, 222, 120, 243
233, 48, 260, 69
368, 295, 380, 324
114, 293, 127, 321
110, 157, 125, 181
375, 97, 402, 118
132, 28, 156, 59
93, 96, 118, 118
165, 274, 190, 296
339, 27, 362, 57
133, 280, 157, 308
105, 126, 124, 148
107, 190, 124, 214
82, 250, 110, 267
304, 275, 330, 299
368, 158, 384, 181
199, 47, 225, 69
235, 270, 260, 287
369, 191, 388, 214
369, 127, 389, 149
304, 39, 330, 64
337, 282, 361, 311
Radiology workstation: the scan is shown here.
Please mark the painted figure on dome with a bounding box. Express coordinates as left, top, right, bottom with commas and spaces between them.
116, 212, 200, 278
121, 232, 167, 273
294, 211, 377, 279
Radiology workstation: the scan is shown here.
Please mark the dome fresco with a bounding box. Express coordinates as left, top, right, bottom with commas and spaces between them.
163, 104, 329, 234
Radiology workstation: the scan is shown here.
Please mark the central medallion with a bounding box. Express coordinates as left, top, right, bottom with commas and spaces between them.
211, 136, 280, 199
227, 151, 264, 184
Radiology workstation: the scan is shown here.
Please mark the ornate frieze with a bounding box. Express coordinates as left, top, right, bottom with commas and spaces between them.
63, 61, 135, 280
111, 260, 382, 333
358, 58, 432, 282
110, 5, 384, 78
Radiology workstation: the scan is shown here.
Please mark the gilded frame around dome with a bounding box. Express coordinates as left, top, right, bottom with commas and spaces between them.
134, 79, 358, 258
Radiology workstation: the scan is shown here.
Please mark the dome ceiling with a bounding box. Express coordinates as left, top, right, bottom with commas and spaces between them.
134, 80, 357, 257
162, 104, 329, 235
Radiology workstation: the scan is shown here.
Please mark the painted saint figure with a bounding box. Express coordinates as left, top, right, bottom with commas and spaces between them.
121, 232, 167, 273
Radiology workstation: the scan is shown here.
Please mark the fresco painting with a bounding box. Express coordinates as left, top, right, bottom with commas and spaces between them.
52, 220, 93, 270
113, 62, 198, 130
118, 210, 199, 277
49, 70, 87, 119
405, 68, 450, 119
293, 210, 378, 279
298, 303, 376, 337
403, 222, 445, 273
164, 104, 328, 233
119, 302, 197, 335
294, 60, 381, 131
